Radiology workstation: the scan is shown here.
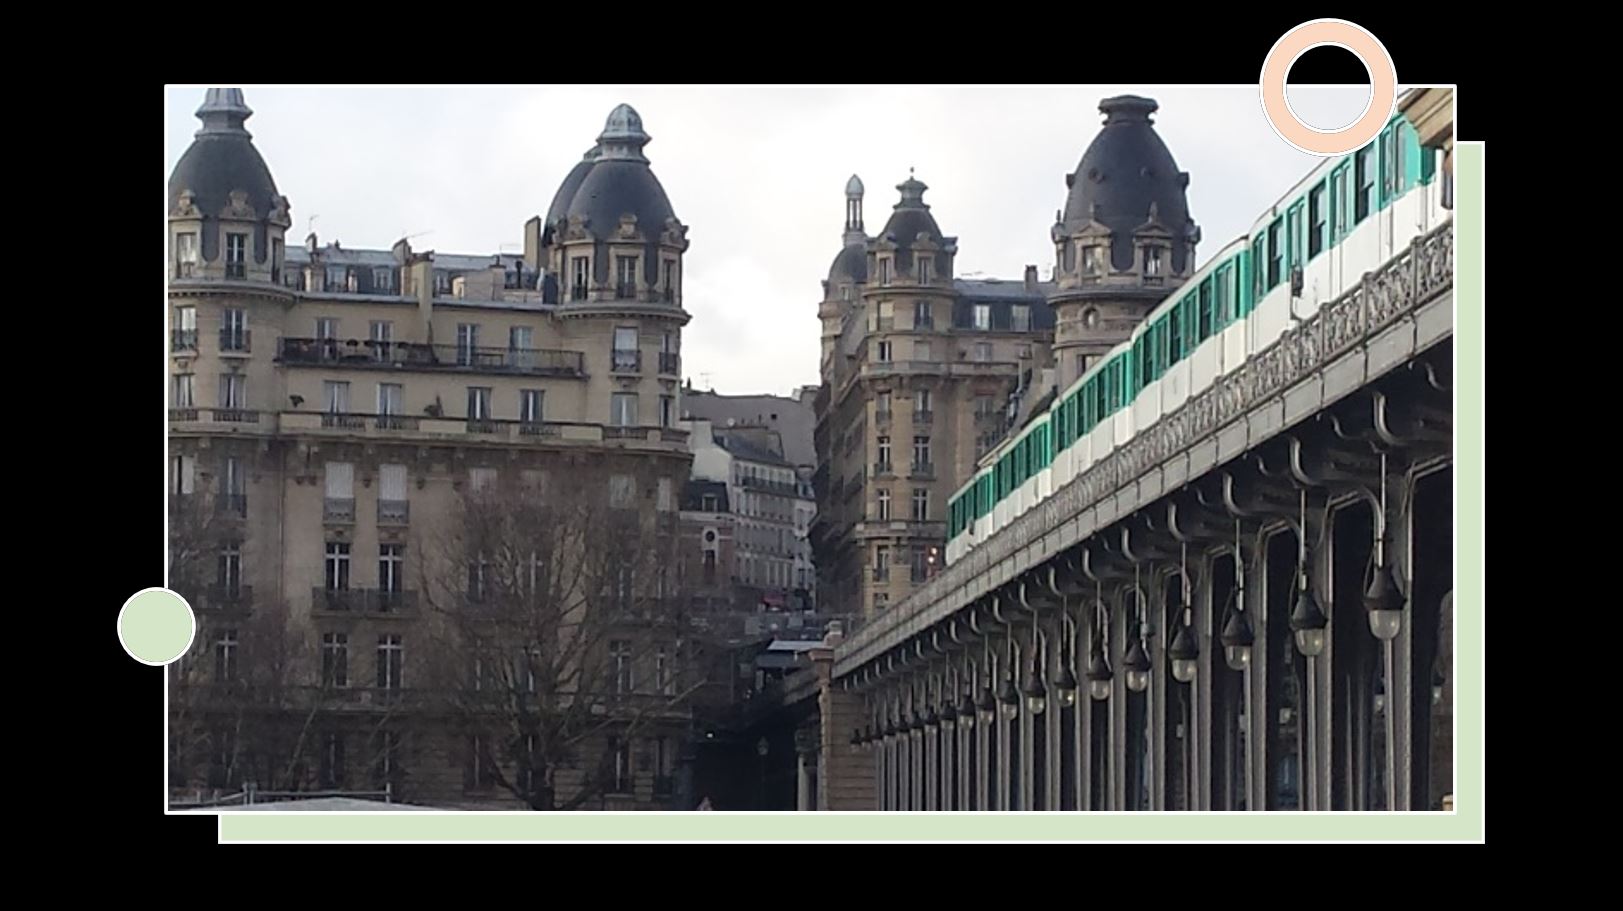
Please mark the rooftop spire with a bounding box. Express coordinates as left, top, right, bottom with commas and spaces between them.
894, 172, 929, 209
194, 87, 253, 139
844, 174, 865, 241
597, 103, 651, 163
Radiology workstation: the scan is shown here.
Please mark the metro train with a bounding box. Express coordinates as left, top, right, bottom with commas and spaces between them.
945, 110, 1451, 564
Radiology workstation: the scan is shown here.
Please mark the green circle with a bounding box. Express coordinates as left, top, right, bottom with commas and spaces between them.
118, 589, 196, 666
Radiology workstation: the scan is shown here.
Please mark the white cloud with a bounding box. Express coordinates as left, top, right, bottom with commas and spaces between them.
166, 84, 1375, 397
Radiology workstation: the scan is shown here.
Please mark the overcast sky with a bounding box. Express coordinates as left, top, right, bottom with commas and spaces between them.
166, 84, 1381, 397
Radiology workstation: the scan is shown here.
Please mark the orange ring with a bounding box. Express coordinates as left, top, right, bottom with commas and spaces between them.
1260, 19, 1397, 156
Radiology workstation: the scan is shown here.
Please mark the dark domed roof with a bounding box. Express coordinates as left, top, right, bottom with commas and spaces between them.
565, 158, 676, 235
546, 147, 599, 230
827, 242, 867, 287
562, 105, 678, 236
879, 176, 944, 249
1061, 95, 1195, 273
168, 88, 281, 225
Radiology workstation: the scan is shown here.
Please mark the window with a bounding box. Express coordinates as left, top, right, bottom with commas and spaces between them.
379, 463, 407, 522
1216, 266, 1234, 326
221, 308, 248, 351
616, 256, 638, 298
373, 267, 393, 291
172, 305, 197, 349
875, 545, 890, 575
1198, 280, 1214, 341
913, 435, 931, 470
1145, 246, 1163, 275
974, 342, 992, 362
520, 389, 543, 425
170, 454, 195, 496
975, 395, 995, 419
174, 233, 199, 277
1267, 220, 1282, 289
914, 299, 933, 327
613, 327, 640, 371
377, 635, 404, 689
657, 646, 674, 696
323, 380, 350, 414
974, 304, 991, 330
325, 542, 351, 591
571, 256, 589, 300
912, 488, 929, 522
467, 553, 489, 601
660, 395, 674, 428
379, 544, 404, 595
663, 260, 678, 302
218, 374, 246, 410
876, 391, 892, 416
917, 256, 932, 283
876, 488, 891, 521
1012, 305, 1031, 331
325, 461, 354, 524
322, 633, 349, 687
611, 640, 633, 694
880, 257, 893, 286
611, 393, 638, 427
434, 270, 451, 294
320, 733, 346, 789
1355, 145, 1375, 223
377, 383, 403, 417
173, 373, 195, 408
225, 233, 247, 278
1309, 184, 1327, 258
456, 324, 479, 366
223, 456, 246, 516
874, 592, 889, 611
215, 629, 238, 682
370, 321, 393, 361
1084, 245, 1105, 275
467, 387, 492, 421
915, 389, 931, 414
510, 326, 534, 365
217, 541, 242, 595
876, 341, 892, 362
876, 436, 891, 468
610, 474, 636, 509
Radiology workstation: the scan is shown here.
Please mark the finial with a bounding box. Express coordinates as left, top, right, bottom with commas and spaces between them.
194, 87, 253, 139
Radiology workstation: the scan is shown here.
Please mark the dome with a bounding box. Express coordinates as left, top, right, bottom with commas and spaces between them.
845, 174, 864, 197
564, 158, 677, 237
827, 242, 868, 287
878, 176, 944, 250
1060, 95, 1196, 273
546, 146, 599, 228
167, 88, 284, 264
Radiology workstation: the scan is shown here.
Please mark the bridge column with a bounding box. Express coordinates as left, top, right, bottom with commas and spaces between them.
813, 641, 875, 811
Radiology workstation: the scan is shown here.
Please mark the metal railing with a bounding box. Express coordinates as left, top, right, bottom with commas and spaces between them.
204, 583, 252, 608
313, 587, 363, 612
913, 410, 933, 424
375, 415, 419, 432
324, 498, 356, 523
612, 350, 642, 373
873, 462, 893, 476
321, 412, 367, 430
872, 566, 889, 582
910, 462, 935, 478
214, 409, 259, 424
378, 500, 409, 524
219, 329, 251, 353
171, 328, 198, 351
309, 588, 416, 614
658, 352, 680, 374
276, 338, 586, 377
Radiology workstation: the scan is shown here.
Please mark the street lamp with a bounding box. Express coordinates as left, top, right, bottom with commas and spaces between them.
1290, 582, 1328, 658
1168, 607, 1198, 684
1023, 624, 1047, 716
1220, 598, 1255, 671
1125, 634, 1152, 693
1364, 558, 1405, 641
997, 672, 1021, 722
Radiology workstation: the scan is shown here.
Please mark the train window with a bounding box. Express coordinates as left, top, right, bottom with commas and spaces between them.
1251, 239, 1265, 299
1198, 279, 1214, 341
1309, 184, 1327, 258
1330, 165, 1348, 242
1169, 304, 1184, 361
1216, 266, 1233, 327
1267, 220, 1282, 289
1355, 145, 1374, 223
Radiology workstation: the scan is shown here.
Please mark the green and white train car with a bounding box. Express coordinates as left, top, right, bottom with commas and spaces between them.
945, 111, 1449, 565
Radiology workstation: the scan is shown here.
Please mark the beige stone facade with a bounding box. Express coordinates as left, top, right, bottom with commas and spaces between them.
168, 90, 699, 810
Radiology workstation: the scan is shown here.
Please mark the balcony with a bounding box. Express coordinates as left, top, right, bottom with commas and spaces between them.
872, 566, 890, 582
369, 590, 418, 615
874, 409, 893, 425
321, 412, 368, 430
913, 410, 933, 424
313, 587, 363, 612
519, 421, 559, 438
219, 329, 251, 353
204, 584, 252, 610
872, 462, 893, 477
605, 426, 651, 440
168, 407, 267, 428
875, 317, 895, 331
375, 415, 420, 432
225, 262, 246, 280
466, 419, 499, 435
612, 350, 642, 374
214, 409, 259, 424
378, 500, 409, 524
914, 315, 936, 330
218, 494, 247, 518
324, 498, 356, 523
276, 338, 587, 378
171, 328, 198, 351
658, 352, 680, 375
910, 462, 935, 478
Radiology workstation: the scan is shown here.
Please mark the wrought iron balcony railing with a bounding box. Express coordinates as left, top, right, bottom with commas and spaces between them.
275, 338, 586, 378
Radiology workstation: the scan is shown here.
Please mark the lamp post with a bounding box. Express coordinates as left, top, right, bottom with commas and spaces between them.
1364, 452, 1404, 810
1289, 489, 1328, 810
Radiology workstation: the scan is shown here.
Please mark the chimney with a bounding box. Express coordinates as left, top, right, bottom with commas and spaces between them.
1024, 264, 1038, 291
410, 253, 434, 345
523, 216, 543, 273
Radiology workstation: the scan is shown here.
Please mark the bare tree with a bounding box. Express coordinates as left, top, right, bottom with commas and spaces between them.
419, 471, 699, 810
